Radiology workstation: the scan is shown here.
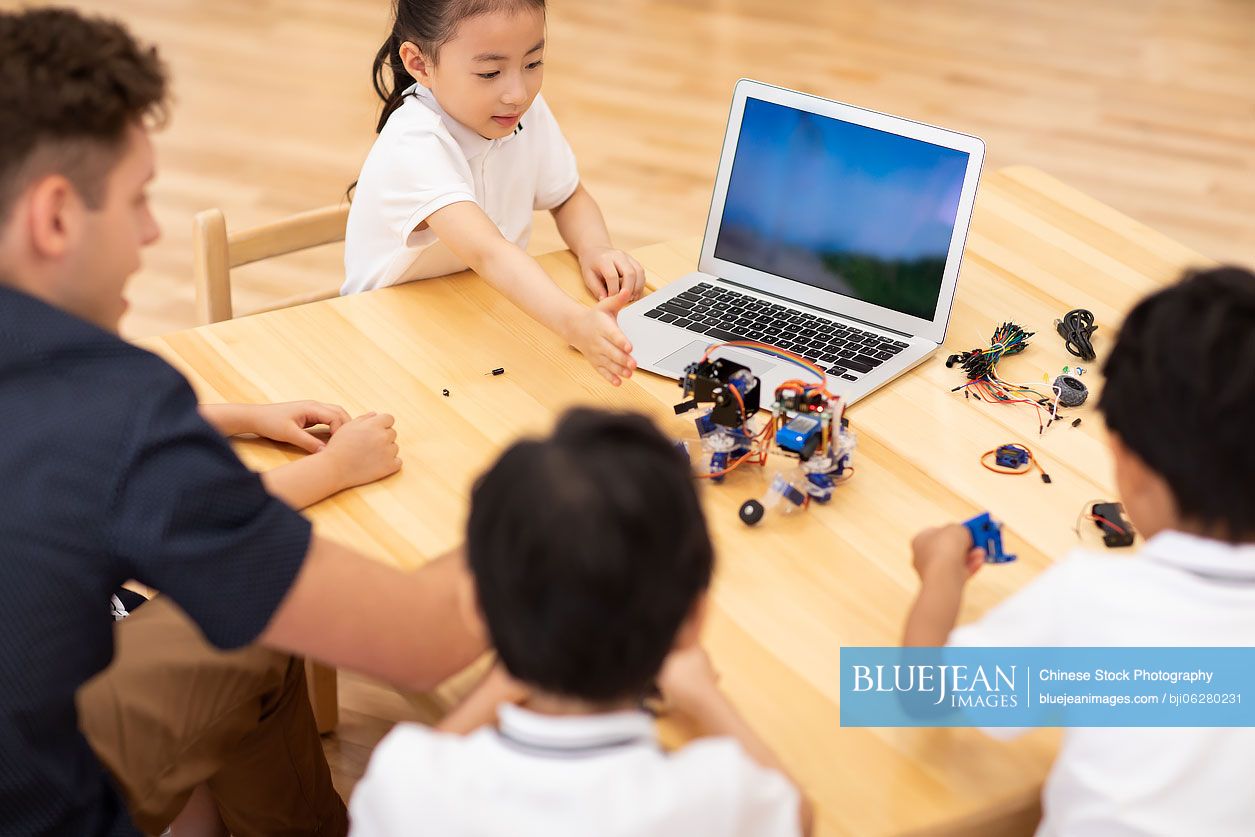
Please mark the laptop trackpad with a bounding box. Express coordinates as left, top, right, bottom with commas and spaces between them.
656, 340, 777, 377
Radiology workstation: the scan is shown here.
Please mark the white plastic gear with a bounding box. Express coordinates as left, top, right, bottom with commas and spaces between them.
701, 426, 744, 453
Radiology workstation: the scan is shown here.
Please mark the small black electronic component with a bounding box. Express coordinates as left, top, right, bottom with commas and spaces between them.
441, 388, 450, 397
487, 367, 506, 376
1091, 502, 1135, 547
674, 357, 761, 427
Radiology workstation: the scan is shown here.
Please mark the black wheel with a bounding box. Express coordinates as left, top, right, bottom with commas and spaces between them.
739, 498, 765, 526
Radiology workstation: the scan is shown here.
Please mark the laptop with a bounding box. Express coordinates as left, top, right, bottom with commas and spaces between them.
621, 79, 985, 404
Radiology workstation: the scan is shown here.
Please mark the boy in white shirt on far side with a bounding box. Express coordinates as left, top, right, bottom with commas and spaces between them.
903, 266, 1255, 837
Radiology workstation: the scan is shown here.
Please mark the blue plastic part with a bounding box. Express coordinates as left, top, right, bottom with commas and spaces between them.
780, 481, 808, 507
775, 414, 822, 454
728, 371, 754, 397
963, 512, 1017, 564
710, 451, 729, 484
695, 413, 717, 437
994, 445, 1030, 469
805, 472, 835, 503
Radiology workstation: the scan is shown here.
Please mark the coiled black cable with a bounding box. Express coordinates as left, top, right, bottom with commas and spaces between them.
1055, 308, 1097, 361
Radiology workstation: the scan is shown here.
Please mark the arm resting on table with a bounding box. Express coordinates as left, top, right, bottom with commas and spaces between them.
260, 538, 486, 693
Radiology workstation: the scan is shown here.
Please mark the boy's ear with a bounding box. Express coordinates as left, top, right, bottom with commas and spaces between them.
1107, 429, 1178, 540
672, 593, 710, 651
26, 174, 80, 261
399, 41, 435, 88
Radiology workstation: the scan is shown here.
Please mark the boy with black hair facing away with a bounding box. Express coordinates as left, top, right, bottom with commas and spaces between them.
351, 409, 813, 836
903, 266, 1255, 835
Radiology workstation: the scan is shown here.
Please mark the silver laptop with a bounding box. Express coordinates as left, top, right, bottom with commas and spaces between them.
622, 79, 985, 404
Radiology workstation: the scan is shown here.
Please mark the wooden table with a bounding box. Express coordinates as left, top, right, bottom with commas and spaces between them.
138, 166, 1208, 835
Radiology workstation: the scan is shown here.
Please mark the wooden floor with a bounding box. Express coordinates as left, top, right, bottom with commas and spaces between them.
18, 0, 1255, 804
15, 0, 1252, 340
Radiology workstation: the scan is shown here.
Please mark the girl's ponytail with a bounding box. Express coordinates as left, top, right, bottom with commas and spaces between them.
370, 0, 547, 134
371, 33, 410, 134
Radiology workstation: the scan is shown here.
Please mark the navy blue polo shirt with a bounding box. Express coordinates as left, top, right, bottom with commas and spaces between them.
0, 286, 312, 834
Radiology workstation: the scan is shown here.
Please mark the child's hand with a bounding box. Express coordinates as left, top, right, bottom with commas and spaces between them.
249, 401, 351, 453
320, 412, 402, 490
911, 523, 985, 587
658, 645, 722, 715
579, 246, 647, 302
566, 288, 638, 385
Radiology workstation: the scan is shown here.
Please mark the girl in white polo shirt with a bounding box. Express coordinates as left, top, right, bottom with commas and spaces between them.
346, 0, 645, 386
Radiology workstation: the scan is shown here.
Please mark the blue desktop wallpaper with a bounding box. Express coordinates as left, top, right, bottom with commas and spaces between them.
714, 97, 970, 319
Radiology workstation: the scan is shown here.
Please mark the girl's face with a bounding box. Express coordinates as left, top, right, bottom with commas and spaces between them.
403, 7, 546, 140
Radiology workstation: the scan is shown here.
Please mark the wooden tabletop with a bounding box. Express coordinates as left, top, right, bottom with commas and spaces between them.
137, 166, 1208, 835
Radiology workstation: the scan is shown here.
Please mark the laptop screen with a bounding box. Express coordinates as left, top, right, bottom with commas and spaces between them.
713, 97, 971, 321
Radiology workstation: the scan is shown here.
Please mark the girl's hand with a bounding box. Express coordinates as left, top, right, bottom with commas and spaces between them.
250, 401, 351, 453
566, 288, 637, 385
911, 524, 985, 587
579, 246, 647, 302
319, 412, 402, 490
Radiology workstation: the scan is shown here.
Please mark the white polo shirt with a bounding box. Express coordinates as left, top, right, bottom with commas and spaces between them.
349, 704, 801, 836
949, 531, 1255, 837
342, 84, 580, 295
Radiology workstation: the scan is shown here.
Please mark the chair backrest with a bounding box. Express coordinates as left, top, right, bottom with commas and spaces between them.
191, 204, 350, 324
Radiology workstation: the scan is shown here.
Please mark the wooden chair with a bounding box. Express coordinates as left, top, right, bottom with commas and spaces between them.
191, 204, 349, 325
191, 204, 349, 734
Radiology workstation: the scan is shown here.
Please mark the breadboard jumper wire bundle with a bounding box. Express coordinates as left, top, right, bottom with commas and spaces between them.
945, 322, 1075, 433
672, 341, 856, 526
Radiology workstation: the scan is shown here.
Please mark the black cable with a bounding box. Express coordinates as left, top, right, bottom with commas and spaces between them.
1055, 308, 1097, 361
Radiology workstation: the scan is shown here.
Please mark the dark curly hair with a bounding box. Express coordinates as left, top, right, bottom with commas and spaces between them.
467, 409, 714, 703
0, 7, 167, 221
1100, 265, 1255, 542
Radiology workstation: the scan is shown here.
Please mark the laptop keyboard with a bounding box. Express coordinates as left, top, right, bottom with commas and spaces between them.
643, 282, 908, 380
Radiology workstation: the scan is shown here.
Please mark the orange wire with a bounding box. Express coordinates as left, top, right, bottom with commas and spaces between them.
694, 446, 769, 479
1087, 513, 1128, 535
728, 383, 749, 431
703, 341, 837, 399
